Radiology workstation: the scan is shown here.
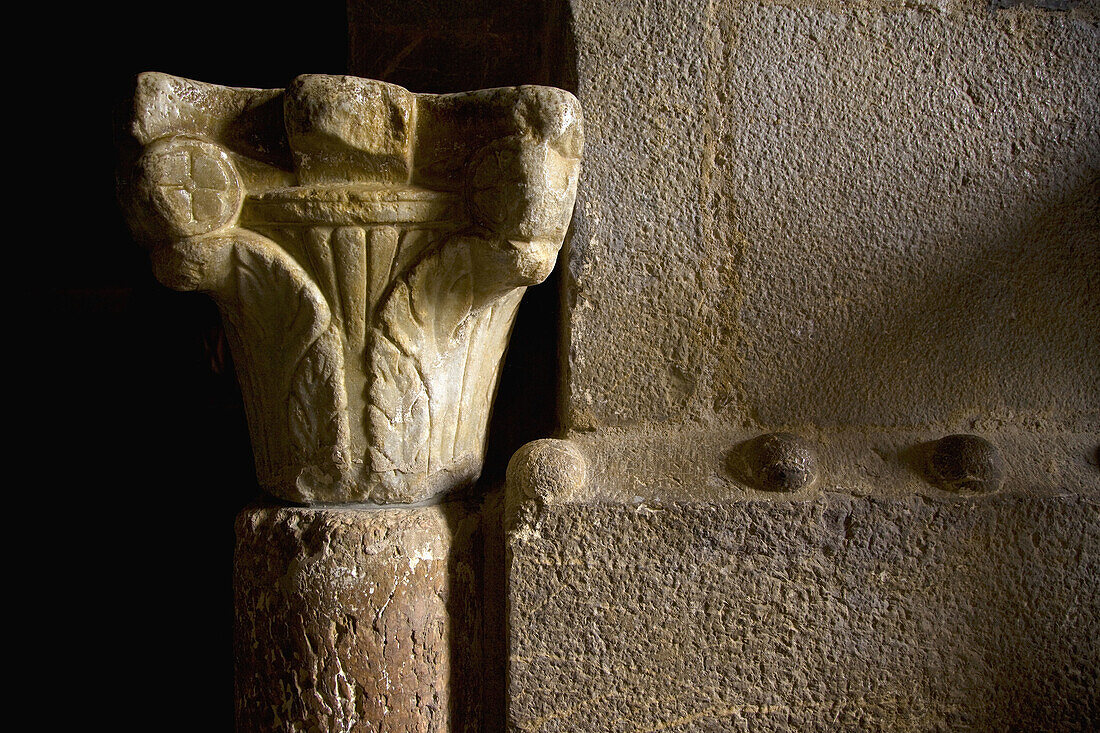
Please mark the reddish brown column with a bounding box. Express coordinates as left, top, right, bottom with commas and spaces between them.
234, 503, 480, 732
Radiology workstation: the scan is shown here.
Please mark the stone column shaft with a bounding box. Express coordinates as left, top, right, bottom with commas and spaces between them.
234, 503, 481, 732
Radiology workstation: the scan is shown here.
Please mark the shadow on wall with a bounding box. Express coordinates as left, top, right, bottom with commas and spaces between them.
348, 0, 578, 95
745, 174, 1100, 429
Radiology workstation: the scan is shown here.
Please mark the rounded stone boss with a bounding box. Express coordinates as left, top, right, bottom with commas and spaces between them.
121, 73, 584, 504
729, 432, 821, 493
925, 433, 1006, 493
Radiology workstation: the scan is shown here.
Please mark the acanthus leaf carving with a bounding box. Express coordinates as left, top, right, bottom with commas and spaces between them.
199, 231, 351, 496
367, 237, 477, 502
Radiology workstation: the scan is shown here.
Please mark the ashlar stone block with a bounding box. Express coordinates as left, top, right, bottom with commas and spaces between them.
121, 72, 583, 504
505, 436, 1100, 731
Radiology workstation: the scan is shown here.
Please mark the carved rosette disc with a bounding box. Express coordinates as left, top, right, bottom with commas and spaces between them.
138, 136, 243, 238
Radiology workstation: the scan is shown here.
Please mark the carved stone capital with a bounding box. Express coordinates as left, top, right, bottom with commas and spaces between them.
121, 73, 583, 504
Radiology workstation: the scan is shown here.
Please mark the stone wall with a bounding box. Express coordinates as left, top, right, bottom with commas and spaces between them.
509, 495, 1099, 730
507, 0, 1099, 730
564, 0, 1098, 433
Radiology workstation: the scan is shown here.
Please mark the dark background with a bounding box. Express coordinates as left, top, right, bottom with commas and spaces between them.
58, 2, 349, 724
54, 0, 571, 724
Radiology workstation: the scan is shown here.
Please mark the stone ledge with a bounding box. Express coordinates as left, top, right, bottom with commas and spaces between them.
517, 426, 1099, 505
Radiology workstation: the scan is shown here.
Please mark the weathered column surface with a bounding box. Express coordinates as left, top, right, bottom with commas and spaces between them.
235, 503, 480, 732
119, 72, 582, 731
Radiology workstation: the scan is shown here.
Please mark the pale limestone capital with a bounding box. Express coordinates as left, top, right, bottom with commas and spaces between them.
121, 73, 583, 504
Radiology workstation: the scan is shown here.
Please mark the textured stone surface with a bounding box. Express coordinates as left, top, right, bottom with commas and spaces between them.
516, 8, 1100, 722
729, 432, 821, 493
234, 502, 481, 732
564, 0, 1099, 432
507, 492, 1100, 731
121, 72, 583, 503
